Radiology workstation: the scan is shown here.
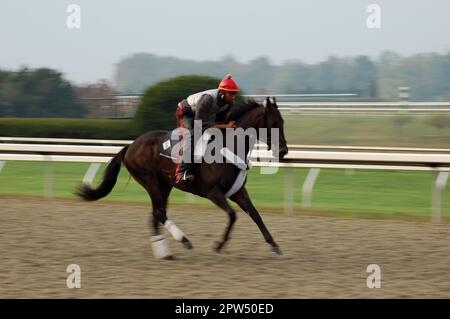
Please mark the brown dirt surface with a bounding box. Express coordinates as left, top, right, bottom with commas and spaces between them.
1, 197, 449, 298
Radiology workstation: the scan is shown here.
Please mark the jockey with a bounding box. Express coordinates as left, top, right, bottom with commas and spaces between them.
175, 74, 239, 183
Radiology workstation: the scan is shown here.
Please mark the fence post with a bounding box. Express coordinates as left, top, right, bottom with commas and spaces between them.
44, 156, 53, 199
0, 161, 5, 172
302, 168, 320, 208
83, 163, 102, 185
284, 172, 295, 215
432, 171, 449, 223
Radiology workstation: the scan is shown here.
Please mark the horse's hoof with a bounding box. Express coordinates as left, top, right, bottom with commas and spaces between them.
182, 237, 193, 250
214, 241, 225, 253
162, 255, 176, 260
272, 246, 282, 255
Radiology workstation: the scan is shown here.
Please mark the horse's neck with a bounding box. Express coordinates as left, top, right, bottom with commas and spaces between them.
236, 106, 263, 131
235, 106, 263, 160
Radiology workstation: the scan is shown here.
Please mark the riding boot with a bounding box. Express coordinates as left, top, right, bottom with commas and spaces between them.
175, 113, 195, 183
175, 162, 194, 183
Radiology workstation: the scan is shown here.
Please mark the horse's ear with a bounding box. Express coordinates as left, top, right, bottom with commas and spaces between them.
266, 96, 277, 108
270, 96, 278, 108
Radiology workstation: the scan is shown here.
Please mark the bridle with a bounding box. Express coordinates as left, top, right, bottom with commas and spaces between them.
262, 104, 272, 151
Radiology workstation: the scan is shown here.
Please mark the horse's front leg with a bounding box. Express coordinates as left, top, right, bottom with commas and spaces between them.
207, 188, 237, 252
230, 187, 282, 255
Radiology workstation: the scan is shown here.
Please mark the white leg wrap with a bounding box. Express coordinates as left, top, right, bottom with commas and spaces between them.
164, 220, 185, 242
151, 235, 172, 259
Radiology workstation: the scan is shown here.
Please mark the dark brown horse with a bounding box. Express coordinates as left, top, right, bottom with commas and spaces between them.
77, 97, 288, 259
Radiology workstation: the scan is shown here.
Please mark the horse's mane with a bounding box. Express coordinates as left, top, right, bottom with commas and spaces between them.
226, 99, 262, 122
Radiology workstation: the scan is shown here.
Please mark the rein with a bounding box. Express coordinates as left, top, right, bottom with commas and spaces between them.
262, 106, 272, 150
234, 103, 272, 151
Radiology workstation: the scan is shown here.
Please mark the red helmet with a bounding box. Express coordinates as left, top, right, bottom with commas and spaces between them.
218, 74, 239, 92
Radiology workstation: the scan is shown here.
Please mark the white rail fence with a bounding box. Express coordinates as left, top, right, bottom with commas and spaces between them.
243, 98, 450, 114
0, 137, 449, 222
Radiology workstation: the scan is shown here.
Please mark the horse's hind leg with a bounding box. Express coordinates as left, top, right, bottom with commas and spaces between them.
148, 176, 171, 235
144, 177, 174, 259
148, 175, 193, 253
207, 188, 238, 252
230, 187, 282, 255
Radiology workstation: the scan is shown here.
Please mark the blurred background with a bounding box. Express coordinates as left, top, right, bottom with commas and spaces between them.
1, 0, 450, 214
1, 0, 450, 298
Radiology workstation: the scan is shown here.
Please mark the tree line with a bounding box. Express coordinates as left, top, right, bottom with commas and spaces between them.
115, 51, 450, 101
1, 50, 449, 118
0, 67, 85, 117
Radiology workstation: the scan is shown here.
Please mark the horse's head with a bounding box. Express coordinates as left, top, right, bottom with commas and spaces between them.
228, 97, 289, 160
263, 97, 289, 159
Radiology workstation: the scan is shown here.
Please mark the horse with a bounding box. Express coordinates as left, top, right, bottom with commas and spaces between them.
76, 97, 289, 259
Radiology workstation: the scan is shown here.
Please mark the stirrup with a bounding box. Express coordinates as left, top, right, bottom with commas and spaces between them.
176, 170, 194, 183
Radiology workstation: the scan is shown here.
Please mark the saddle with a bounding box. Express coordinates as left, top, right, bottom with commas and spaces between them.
159, 129, 250, 169
158, 129, 251, 197
158, 130, 182, 161
158, 128, 214, 163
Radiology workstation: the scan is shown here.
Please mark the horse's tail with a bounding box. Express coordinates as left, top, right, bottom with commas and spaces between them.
76, 145, 129, 201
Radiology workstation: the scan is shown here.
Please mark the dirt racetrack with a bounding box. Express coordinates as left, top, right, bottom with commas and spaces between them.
1, 197, 449, 298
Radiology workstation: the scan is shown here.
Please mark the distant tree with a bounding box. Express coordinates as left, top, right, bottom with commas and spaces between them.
352, 56, 377, 98
240, 57, 274, 93
0, 67, 86, 117
115, 51, 450, 101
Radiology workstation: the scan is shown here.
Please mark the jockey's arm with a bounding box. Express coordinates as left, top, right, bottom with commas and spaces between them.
195, 95, 235, 130
213, 121, 236, 129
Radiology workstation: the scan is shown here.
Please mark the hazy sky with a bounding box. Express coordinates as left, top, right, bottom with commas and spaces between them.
1, 0, 449, 84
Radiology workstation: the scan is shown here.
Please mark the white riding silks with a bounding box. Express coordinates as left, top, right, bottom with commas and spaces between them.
164, 220, 185, 242
151, 235, 172, 259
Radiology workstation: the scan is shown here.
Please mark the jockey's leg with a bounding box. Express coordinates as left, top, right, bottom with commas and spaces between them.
230, 187, 282, 255
207, 187, 238, 252
175, 114, 195, 182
